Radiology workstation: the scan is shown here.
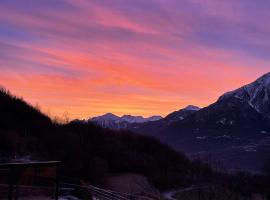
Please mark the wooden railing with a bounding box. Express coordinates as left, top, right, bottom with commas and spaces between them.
0, 161, 60, 200
61, 182, 161, 200
0, 161, 162, 200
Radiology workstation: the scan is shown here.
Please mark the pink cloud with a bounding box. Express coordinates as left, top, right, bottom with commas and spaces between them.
0, 0, 269, 119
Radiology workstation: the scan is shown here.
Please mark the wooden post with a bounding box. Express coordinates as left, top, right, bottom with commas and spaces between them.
8, 168, 14, 200
14, 184, 19, 200
55, 163, 60, 200
8, 182, 14, 200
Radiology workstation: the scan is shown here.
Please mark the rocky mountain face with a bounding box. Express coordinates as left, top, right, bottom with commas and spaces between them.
219, 72, 270, 116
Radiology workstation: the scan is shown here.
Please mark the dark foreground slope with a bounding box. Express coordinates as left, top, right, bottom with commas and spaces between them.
0, 87, 211, 190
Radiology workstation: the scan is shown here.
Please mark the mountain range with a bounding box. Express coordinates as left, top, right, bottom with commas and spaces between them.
87, 105, 200, 129
87, 72, 270, 172
81, 113, 162, 129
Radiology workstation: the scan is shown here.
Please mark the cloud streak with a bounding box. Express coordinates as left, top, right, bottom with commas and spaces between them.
0, 0, 269, 118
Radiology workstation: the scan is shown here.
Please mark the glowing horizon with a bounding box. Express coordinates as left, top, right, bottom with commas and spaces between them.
0, 0, 269, 119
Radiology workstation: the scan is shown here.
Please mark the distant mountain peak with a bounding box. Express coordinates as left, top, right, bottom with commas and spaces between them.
102, 113, 118, 118
163, 105, 200, 122
91, 113, 119, 121
103, 113, 119, 117
182, 105, 201, 111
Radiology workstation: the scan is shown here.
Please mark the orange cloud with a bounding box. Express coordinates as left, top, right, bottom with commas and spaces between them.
1, 0, 269, 119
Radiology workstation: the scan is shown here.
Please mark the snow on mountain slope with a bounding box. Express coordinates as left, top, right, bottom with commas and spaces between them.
89, 113, 163, 129
219, 72, 270, 116
147, 115, 163, 121
183, 105, 201, 111
91, 113, 162, 123
121, 115, 162, 123
91, 113, 121, 122
164, 105, 200, 122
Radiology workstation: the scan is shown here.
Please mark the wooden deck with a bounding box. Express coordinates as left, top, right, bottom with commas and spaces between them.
0, 161, 60, 200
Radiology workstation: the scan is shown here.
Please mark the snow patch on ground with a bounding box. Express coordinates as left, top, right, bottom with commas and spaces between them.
242, 144, 257, 152
196, 136, 207, 140
216, 118, 226, 125
215, 135, 231, 139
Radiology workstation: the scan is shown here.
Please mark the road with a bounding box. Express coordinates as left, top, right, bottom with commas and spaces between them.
162, 186, 210, 200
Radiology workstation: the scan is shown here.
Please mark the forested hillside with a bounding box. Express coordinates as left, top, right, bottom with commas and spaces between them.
0, 88, 209, 190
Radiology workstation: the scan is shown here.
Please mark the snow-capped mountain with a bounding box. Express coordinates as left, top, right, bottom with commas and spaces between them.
154, 72, 270, 171
91, 113, 121, 123
121, 115, 162, 123
219, 72, 270, 116
71, 72, 270, 172
89, 113, 162, 129
124, 72, 270, 172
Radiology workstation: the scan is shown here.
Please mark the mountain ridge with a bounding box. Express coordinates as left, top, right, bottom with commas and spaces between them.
218, 72, 270, 116
101, 72, 270, 171
154, 72, 270, 171
87, 113, 162, 129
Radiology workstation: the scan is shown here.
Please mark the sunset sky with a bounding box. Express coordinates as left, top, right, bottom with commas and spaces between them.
0, 0, 270, 119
